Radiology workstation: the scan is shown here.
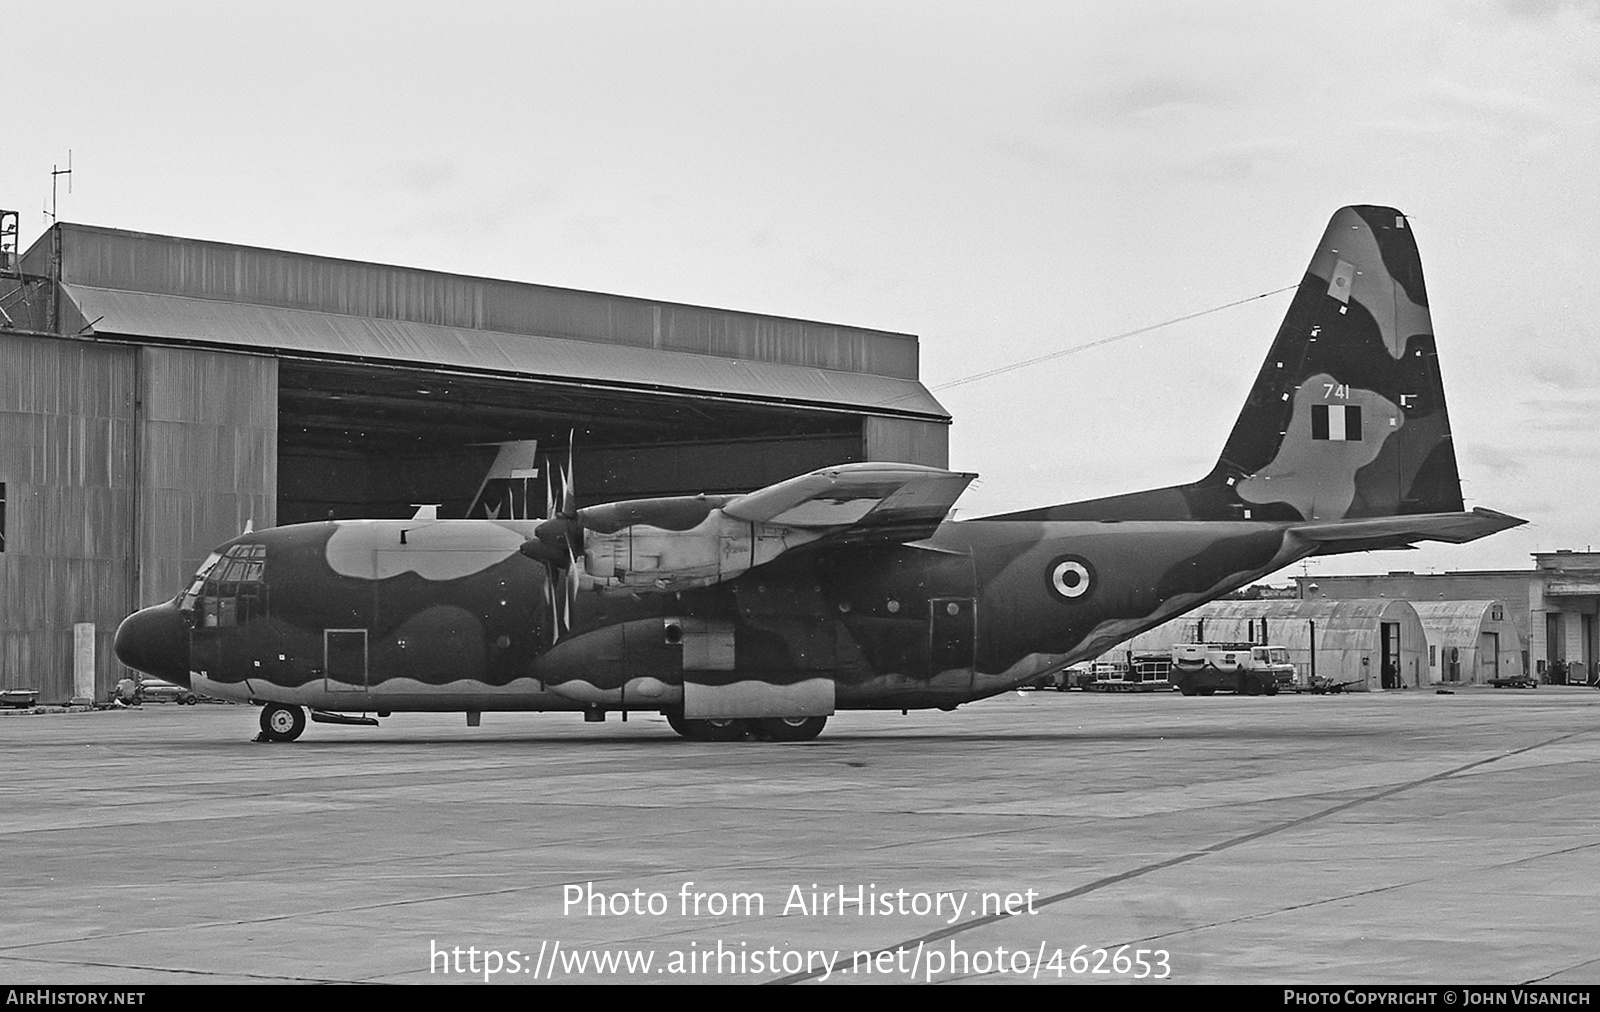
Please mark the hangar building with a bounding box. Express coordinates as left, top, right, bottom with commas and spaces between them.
1296, 553, 1600, 681
1112, 599, 1430, 691
1408, 601, 1523, 686
0, 218, 950, 703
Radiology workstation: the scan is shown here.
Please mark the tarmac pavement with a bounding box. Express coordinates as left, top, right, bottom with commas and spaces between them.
1, 687, 1597, 985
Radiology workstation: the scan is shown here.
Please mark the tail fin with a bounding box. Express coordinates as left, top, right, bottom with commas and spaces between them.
1205, 205, 1461, 521
464, 440, 542, 520
993, 206, 1474, 525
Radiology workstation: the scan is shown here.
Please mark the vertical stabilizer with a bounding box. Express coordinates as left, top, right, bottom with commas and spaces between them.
1206, 205, 1462, 521
465, 440, 542, 520
990, 206, 1466, 524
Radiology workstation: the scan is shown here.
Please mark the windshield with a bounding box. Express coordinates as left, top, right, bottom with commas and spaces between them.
178, 552, 224, 611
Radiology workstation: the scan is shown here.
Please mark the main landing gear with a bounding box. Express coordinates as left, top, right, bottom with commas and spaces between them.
257, 703, 306, 743
663, 708, 827, 742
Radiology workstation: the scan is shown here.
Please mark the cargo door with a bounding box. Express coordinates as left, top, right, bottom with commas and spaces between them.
325, 629, 368, 694
929, 597, 976, 681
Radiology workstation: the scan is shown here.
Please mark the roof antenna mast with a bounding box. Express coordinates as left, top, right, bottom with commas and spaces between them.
44, 150, 72, 225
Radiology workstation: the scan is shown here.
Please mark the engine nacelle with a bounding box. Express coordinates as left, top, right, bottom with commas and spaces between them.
582, 510, 822, 592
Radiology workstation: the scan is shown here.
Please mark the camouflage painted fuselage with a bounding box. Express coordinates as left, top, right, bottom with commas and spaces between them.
181, 514, 1305, 714
117, 204, 1525, 726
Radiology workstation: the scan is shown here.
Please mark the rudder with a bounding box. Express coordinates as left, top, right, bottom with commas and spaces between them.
1205, 205, 1462, 521
987, 205, 1466, 524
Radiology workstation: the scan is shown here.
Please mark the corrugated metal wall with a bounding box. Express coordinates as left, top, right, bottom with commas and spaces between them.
1411, 601, 1525, 684
862, 416, 949, 469
0, 333, 136, 701
137, 347, 277, 609
58, 225, 921, 380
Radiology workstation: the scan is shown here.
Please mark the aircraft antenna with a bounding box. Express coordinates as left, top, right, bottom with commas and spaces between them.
931, 284, 1298, 393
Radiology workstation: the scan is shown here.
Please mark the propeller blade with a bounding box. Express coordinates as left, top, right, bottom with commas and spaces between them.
561, 430, 577, 519
565, 543, 581, 625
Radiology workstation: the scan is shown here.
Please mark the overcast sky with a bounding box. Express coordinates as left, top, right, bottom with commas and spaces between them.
6, 1, 1598, 578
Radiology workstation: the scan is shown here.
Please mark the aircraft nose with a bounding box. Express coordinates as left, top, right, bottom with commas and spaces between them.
114, 602, 191, 687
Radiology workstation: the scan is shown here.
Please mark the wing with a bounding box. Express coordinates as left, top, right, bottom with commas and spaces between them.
525, 462, 975, 594
722, 462, 975, 541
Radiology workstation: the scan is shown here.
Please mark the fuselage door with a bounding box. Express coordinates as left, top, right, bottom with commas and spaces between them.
325, 629, 368, 693
929, 597, 976, 679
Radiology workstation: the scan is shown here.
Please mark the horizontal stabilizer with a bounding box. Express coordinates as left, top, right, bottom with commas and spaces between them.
1288, 508, 1525, 556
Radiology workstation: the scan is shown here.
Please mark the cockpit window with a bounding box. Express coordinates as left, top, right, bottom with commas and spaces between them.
179, 552, 224, 611
184, 544, 268, 627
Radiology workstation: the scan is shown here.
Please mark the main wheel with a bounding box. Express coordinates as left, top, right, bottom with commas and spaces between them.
755, 716, 828, 742
664, 707, 693, 737
1177, 675, 1199, 696
663, 709, 750, 741
259, 703, 306, 742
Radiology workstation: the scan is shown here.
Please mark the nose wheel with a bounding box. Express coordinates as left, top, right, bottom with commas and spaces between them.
258, 703, 306, 742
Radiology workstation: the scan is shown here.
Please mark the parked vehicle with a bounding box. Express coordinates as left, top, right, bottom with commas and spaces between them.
1171, 643, 1293, 696
1085, 653, 1173, 692
135, 677, 199, 705
0, 688, 39, 708
1487, 675, 1536, 689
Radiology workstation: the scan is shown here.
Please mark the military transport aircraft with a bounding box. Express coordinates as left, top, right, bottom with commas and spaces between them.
114, 206, 1524, 742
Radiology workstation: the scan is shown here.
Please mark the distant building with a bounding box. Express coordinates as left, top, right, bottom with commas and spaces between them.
1109, 599, 1429, 691
1296, 552, 1600, 681
1408, 601, 1523, 685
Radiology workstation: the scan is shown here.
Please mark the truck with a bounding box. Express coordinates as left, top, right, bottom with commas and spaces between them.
1170, 643, 1294, 696
1085, 653, 1174, 692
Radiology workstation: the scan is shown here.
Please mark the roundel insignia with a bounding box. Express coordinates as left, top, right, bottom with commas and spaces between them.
1046, 555, 1095, 601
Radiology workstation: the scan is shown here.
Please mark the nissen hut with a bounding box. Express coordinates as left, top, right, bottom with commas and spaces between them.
1117, 599, 1429, 691
1410, 600, 1525, 685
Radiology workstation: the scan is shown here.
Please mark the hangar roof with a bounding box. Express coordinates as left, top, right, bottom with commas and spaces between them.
1184, 599, 1423, 624
1115, 598, 1427, 657
32, 223, 948, 421
62, 284, 945, 419
1409, 601, 1523, 649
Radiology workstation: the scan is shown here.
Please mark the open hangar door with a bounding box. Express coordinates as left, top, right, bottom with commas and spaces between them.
275, 361, 869, 524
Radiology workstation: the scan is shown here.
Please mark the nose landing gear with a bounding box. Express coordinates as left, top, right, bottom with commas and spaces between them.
256, 703, 306, 742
